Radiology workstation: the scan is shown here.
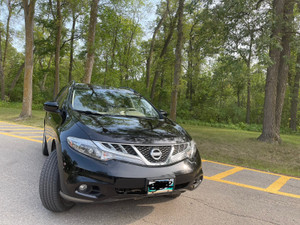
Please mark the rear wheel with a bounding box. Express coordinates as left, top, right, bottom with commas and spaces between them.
39, 150, 74, 212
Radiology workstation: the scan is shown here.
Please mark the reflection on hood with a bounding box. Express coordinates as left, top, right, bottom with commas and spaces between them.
72, 112, 191, 144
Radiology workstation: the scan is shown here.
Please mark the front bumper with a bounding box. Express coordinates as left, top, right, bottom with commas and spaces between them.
57, 142, 203, 203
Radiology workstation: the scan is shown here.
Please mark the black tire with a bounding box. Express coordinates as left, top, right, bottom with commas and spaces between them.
42, 134, 48, 156
39, 150, 74, 212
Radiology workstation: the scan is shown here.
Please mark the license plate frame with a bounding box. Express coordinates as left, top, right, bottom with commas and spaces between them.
147, 178, 174, 195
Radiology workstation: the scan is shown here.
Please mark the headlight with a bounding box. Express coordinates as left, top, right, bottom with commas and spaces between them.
169, 141, 197, 163
67, 137, 145, 164
67, 137, 114, 161
186, 140, 197, 159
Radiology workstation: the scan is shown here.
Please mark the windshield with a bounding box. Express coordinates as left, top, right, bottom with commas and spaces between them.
72, 88, 159, 118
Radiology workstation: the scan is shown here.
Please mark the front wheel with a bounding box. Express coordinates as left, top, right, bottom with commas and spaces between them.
42, 134, 48, 156
39, 150, 74, 212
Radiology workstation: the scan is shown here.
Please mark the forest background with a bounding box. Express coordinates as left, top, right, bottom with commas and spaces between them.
0, 0, 299, 144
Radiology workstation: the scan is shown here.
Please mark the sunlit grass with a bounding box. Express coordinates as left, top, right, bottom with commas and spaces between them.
0, 102, 44, 127
183, 125, 300, 177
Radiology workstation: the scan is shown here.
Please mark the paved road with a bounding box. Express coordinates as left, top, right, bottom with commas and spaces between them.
0, 121, 300, 225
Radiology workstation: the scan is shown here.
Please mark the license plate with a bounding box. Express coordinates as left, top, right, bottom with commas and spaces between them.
147, 179, 174, 194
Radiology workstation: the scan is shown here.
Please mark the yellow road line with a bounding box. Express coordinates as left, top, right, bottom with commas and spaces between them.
24, 136, 43, 138
0, 126, 22, 127
0, 121, 43, 129
205, 176, 300, 199
0, 132, 42, 143
266, 176, 291, 192
210, 167, 244, 180
203, 159, 300, 181
9, 131, 43, 133
0, 128, 43, 131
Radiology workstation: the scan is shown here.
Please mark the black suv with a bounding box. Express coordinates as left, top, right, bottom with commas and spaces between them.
39, 82, 203, 212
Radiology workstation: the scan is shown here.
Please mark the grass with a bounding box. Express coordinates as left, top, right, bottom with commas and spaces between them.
0, 101, 299, 177
184, 125, 300, 177
0, 102, 44, 127
178, 118, 300, 135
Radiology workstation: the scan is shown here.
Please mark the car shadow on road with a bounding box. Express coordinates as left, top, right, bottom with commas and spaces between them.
44, 196, 177, 224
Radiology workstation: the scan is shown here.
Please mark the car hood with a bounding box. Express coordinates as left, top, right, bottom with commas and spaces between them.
71, 112, 191, 144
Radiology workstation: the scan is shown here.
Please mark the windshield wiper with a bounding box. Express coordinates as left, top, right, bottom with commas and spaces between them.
74, 109, 103, 116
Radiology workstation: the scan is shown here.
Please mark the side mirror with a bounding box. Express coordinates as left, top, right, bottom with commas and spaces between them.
159, 109, 168, 117
44, 101, 60, 113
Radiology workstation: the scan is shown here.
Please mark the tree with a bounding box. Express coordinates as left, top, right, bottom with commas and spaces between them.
258, 0, 295, 143
20, 0, 36, 118
214, 0, 269, 124
83, 0, 99, 84
290, 51, 300, 130
150, 13, 177, 101
68, 1, 80, 82
1, 0, 16, 100
53, 0, 62, 98
170, 0, 184, 121
145, 0, 169, 90
3, 0, 14, 73
0, 27, 4, 100
274, 0, 295, 135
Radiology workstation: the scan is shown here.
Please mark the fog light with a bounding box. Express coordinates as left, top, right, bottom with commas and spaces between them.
78, 184, 88, 192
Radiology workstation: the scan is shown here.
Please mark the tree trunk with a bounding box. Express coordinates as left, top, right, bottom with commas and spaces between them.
150, 15, 177, 101
246, 34, 253, 124
53, 0, 62, 98
3, 0, 13, 73
258, 0, 285, 143
274, 0, 294, 135
110, 22, 120, 71
186, 22, 197, 102
146, 0, 169, 90
83, 0, 99, 84
124, 25, 136, 82
68, 12, 77, 82
0, 28, 4, 101
237, 89, 241, 107
104, 53, 108, 85
158, 72, 165, 108
20, 0, 36, 118
150, 69, 160, 101
289, 52, 300, 131
170, 0, 184, 121
9, 62, 25, 97
40, 55, 53, 91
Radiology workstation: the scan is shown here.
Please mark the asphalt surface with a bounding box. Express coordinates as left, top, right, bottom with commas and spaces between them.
0, 122, 300, 225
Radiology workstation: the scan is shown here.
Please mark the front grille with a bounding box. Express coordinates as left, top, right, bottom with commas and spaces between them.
102, 143, 111, 149
122, 145, 137, 156
100, 143, 137, 155
135, 145, 171, 163
112, 144, 123, 152
99, 142, 189, 165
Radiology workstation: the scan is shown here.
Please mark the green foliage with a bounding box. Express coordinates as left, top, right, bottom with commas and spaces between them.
1, 0, 299, 132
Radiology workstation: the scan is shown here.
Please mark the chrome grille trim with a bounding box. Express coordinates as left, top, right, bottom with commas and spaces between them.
96, 141, 189, 166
